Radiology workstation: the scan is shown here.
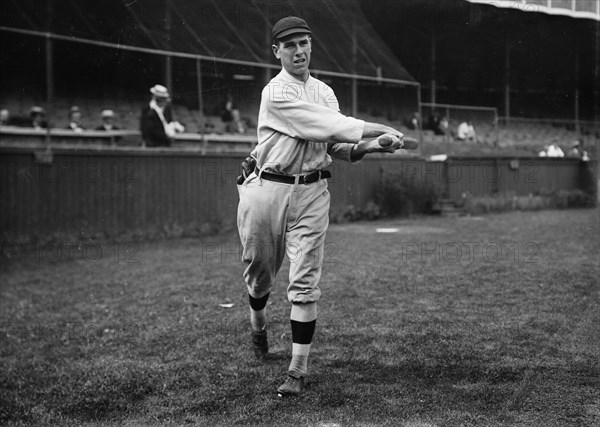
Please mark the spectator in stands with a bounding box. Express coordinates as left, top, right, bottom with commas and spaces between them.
546, 140, 564, 157
457, 121, 477, 142
221, 91, 245, 134
427, 110, 440, 134
227, 109, 246, 134
566, 140, 589, 161
203, 121, 216, 134
0, 109, 10, 126
439, 115, 449, 140
95, 109, 120, 131
426, 110, 449, 136
538, 145, 549, 157
567, 140, 582, 158
67, 106, 85, 132
1, 109, 28, 127
29, 106, 47, 129
140, 84, 185, 147
96, 109, 121, 144
404, 112, 420, 131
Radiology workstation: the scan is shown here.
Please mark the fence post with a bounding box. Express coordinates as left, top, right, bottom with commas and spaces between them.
196, 58, 206, 154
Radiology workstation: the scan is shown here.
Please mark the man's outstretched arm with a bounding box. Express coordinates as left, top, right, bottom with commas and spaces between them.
350, 133, 403, 162
361, 122, 403, 139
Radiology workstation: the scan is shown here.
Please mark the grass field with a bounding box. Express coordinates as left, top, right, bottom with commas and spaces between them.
1, 208, 599, 426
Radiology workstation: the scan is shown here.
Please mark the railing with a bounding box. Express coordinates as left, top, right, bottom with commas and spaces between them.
0, 126, 257, 153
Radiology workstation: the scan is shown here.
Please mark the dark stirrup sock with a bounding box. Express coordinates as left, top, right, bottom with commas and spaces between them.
290, 319, 316, 345
249, 292, 270, 311
288, 319, 316, 377
249, 293, 270, 331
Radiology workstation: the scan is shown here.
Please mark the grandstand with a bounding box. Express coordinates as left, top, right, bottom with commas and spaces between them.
419, 118, 597, 158
1, 0, 598, 246
0, 0, 598, 158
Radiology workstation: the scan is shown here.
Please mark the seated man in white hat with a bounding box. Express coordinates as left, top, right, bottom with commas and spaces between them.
140, 84, 185, 147
66, 106, 85, 132
96, 109, 120, 132
29, 106, 48, 129
96, 109, 121, 143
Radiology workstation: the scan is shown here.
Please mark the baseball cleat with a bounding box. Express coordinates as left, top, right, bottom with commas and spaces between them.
277, 375, 305, 397
251, 329, 268, 361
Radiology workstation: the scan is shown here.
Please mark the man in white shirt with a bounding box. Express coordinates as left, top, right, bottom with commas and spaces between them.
546, 142, 564, 157
457, 121, 477, 142
237, 16, 415, 397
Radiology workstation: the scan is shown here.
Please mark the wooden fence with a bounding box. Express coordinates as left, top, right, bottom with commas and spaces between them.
0, 144, 596, 244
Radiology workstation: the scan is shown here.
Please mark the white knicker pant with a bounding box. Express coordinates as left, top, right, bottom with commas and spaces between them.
237, 172, 330, 303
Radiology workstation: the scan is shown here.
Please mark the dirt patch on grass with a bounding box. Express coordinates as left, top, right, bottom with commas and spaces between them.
329, 223, 450, 235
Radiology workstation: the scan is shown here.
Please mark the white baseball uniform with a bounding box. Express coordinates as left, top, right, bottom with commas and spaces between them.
237, 68, 365, 303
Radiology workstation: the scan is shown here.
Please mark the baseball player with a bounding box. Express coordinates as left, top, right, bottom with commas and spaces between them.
237, 16, 417, 397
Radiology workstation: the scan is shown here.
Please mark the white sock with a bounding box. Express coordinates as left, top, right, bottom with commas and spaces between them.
250, 307, 267, 332
289, 343, 311, 377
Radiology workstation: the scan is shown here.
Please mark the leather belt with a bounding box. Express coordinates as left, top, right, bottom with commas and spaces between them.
255, 168, 331, 185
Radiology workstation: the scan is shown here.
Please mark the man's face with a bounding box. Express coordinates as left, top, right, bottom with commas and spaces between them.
272, 34, 311, 81
155, 97, 169, 108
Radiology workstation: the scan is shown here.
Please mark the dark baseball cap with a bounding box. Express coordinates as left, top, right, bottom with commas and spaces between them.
272, 16, 312, 41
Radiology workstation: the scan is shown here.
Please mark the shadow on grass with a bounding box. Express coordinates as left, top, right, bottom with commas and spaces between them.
2, 339, 597, 425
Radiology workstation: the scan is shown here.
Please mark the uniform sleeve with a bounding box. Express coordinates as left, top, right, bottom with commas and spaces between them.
261, 83, 364, 144
327, 143, 358, 163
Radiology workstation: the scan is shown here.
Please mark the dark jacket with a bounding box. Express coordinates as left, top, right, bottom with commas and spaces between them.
95, 124, 120, 131
140, 104, 173, 147
95, 123, 122, 142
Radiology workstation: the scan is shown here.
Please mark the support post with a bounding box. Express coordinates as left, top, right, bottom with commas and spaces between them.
430, 28, 436, 106
45, 0, 54, 145
351, 19, 358, 117
165, 0, 173, 92
504, 34, 511, 125
196, 58, 206, 151
417, 84, 423, 156
494, 109, 499, 148
574, 46, 580, 135
595, 7, 600, 124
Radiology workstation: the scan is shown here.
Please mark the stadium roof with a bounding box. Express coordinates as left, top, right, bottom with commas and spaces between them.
464, 0, 600, 21
0, 0, 418, 85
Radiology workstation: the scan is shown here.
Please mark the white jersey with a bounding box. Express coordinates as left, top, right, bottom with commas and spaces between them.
253, 69, 365, 175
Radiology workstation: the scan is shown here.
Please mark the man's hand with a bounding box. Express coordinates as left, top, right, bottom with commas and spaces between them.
350, 133, 419, 161
375, 133, 402, 152
373, 134, 419, 152
362, 122, 403, 140
360, 133, 402, 154
351, 133, 401, 161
